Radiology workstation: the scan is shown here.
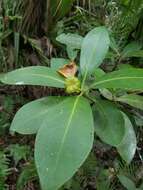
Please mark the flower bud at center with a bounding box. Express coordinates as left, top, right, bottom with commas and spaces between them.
65, 77, 81, 94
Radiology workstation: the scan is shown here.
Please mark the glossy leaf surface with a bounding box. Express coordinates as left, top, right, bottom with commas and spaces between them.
91, 69, 143, 90
80, 26, 110, 78
10, 97, 65, 134
117, 113, 137, 164
93, 100, 125, 146
35, 96, 94, 190
1, 66, 65, 88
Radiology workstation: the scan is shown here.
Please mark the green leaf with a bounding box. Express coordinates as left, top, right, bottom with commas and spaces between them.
93, 100, 125, 146
91, 69, 143, 90
117, 64, 134, 70
118, 175, 136, 190
117, 113, 137, 164
35, 96, 94, 190
121, 41, 142, 58
94, 68, 105, 78
1, 66, 65, 88
51, 58, 70, 70
56, 33, 83, 49
10, 97, 65, 134
127, 50, 143, 57
80, 26, 110, 78
51, 0, 75, 20
99, 88, 113, 100
117, 94, 143, 110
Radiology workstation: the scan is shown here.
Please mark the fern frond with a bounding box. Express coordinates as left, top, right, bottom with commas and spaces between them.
0, 151, 10, 190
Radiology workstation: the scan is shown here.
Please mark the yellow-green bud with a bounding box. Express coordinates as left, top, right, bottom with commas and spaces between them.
65, 77, 81, 94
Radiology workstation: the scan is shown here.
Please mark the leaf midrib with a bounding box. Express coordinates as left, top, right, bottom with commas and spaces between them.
53, 95, 81, 173
91, 76, 143, 88
31, 73, 65, 83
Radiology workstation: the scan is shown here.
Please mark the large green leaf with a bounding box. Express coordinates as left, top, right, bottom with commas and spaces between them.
91, 69, 143, 90
10, 97, 64, 134
1, 66, 65, 88
35, 96, 94, 190
117, 94, 143, 110
80, 26, 110, 79
93, 100, 125, 146
117, 113, 137, 164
